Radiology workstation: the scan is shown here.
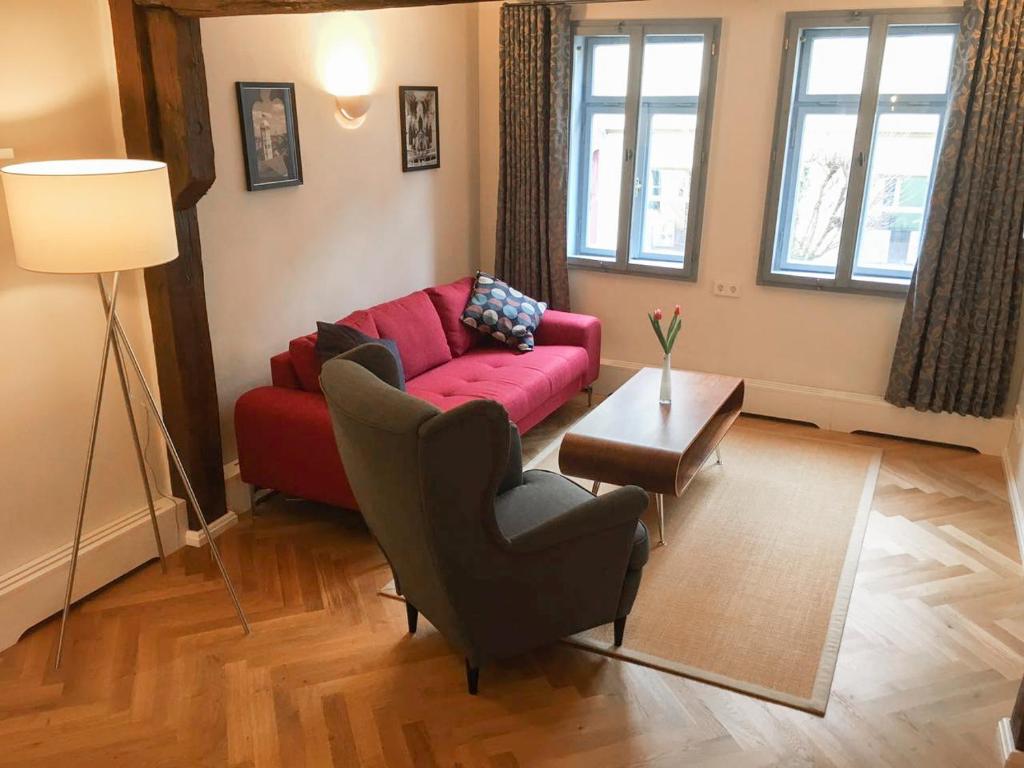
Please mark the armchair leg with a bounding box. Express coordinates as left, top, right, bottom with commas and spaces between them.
406, 602, 418, 634
465, 659, 479, 695
614, 616, 627, 647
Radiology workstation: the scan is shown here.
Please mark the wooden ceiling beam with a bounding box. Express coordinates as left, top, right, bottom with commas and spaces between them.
133, 0, 475, 17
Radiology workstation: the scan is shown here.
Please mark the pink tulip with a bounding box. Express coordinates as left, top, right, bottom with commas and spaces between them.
674, 305, 681, 317
654, 308, 663, 321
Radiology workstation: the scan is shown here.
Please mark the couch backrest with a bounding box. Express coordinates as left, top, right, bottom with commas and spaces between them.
367, 290, 452, 379
280, 310, 378, 393
425, 276, 481, 357
273, 280, 478, 393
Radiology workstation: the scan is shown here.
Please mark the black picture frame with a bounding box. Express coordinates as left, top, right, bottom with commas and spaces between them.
399, 86, 440, 172
236, 81, 303, 191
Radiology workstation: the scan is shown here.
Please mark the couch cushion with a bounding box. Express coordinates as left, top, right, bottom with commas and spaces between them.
289, 310, 380, 393
340, 309, 378, 337
424, 276, 479, 357
406, 345, 587, 424
369, 290, 452, 379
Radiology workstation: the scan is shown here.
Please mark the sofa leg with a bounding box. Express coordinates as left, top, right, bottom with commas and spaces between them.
614, 616, 627, 647
406, 602, 418, 634
585, 385, 594, 408
249, 485, 259, 527
465, 659, 480, 695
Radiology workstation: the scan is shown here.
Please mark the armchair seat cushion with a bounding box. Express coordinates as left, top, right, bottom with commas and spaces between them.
497, 471, 650, 572
495, 471, 593, 542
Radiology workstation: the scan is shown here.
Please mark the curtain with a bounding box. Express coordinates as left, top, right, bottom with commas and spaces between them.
885, 0, 1024, 418
495, 3, 572, 310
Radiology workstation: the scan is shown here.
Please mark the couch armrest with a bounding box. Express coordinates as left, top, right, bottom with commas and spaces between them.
506, 484, 647, 553
534, 310, 601, 385
234, 386, 357, 509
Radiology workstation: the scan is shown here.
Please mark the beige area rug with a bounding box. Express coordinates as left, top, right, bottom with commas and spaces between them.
381, 422, 881, 714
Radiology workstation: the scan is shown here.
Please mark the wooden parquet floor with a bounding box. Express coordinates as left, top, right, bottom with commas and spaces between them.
1, 397, 1022, 767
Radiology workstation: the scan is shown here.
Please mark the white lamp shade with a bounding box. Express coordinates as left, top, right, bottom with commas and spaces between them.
0, 159, 179, 274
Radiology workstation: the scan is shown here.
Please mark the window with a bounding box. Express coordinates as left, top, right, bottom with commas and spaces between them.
759, 10, 960, 294
568, 20, 720, 280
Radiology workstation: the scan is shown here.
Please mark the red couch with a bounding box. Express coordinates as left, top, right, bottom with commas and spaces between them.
235, 276, 601, 510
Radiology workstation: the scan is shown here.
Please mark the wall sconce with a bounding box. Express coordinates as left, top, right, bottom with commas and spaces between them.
335, 94, 371, 129
319, 18, 375, 131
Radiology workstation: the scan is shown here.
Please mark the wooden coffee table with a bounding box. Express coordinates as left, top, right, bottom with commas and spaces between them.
558, 367, 744, 545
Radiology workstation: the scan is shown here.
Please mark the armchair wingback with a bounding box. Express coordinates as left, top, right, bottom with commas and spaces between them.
320, 345, 650, 693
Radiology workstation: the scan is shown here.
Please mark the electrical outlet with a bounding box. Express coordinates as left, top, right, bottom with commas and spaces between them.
713, 281, 741, 298
0, 149, 14, 160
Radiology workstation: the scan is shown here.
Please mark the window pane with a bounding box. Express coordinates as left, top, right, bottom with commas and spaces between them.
804, 31, 869, 95
635, 113, 696, 263
779, 113, 858, 271
584, 112, 625, 252
879, 27, 956, 95
591, 39, 629, 97
854, 112, 941, 276
641, 35, 704, 97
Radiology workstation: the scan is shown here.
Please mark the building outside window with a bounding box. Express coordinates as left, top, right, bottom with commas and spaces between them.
568, 20, 720, 280
759, 9, 960, 295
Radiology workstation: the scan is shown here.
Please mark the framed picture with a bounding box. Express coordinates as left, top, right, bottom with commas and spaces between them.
236, 82, 303, 191
399, 86, 440, 172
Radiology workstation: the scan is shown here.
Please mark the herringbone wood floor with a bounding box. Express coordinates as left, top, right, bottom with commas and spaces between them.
1, 396, 1022, 767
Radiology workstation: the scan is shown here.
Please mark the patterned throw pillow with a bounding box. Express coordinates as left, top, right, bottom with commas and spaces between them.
461, 272, 547, 352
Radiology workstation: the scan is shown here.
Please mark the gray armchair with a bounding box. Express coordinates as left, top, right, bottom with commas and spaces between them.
320, 344, 650, 694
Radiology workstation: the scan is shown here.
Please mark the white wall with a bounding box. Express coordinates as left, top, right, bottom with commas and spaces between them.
0, 0, 169, 580
478, 0, 969, 398
199, 6, 481, 462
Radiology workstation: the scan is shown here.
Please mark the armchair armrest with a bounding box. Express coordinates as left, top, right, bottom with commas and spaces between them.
534, 310, 601, 385
506, 484, 648, 553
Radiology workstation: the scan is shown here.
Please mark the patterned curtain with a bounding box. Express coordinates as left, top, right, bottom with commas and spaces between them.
885, 0, 1024, 418
495, 3, 572, 310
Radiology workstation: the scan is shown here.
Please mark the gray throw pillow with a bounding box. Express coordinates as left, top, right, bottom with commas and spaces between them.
314, 321, 406, 390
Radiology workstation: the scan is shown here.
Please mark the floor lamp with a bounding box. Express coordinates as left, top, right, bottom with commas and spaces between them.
0, 159, 250, 668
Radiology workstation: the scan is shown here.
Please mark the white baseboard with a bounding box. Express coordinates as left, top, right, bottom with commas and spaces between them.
0, 497, 186, 652
1001, 461, 1024, 564
1001, 407, 1024, 564
997, 718, 1024, 767
223, 459, 277, 516
184, 510, 239, 547
597, 359, 1012, 455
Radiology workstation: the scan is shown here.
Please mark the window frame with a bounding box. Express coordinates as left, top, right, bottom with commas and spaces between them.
757, 8, 962, 297
567, 19, 721, 281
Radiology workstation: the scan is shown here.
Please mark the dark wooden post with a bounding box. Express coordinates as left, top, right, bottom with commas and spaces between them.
109, 0, 225, 527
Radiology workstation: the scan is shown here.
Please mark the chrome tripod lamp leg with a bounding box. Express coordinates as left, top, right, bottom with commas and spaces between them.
55, 273, 249, 670
55, 272, 121, 669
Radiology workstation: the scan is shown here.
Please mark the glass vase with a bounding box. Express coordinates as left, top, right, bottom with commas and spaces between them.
659, 353, 672, 405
